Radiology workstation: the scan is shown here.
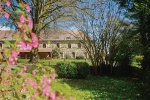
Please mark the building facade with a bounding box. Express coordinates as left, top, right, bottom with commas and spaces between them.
0, 30, 88, 59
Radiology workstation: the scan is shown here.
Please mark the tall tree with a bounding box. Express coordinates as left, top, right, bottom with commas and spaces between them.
114, 0, 150, 71
71, 0, 131, 75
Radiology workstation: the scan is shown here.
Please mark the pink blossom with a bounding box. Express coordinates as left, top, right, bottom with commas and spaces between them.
25, 4, 30, 13
28, 79, 38, 89
6, 0, 10, 7
51, 74, 55, 80
42, 86, 51, 96
26, 42, 33, 50
18, 41, 27, 52
11, 50, 19, 57
19, 70, 26, 76
23, 66, 27, 71
50, 92, 56, 100
30, 33, 38, 48
9, 56, 14, 62
40, 75, 51, 96
0, 5, 2, 11
32, 70, 36, 75
19, 15, 25, 24
27, 17, 33, 30
42, 68, 46, 72
17, 22, 22, 29
4, 12, 10, 19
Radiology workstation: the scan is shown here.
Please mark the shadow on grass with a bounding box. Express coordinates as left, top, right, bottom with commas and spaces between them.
59, 76, 150, 100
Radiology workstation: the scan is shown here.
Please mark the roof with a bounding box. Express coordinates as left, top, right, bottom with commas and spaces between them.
0, 30, 85, 41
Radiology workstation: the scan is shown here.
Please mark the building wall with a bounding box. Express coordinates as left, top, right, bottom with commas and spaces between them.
39, 40, 88, 59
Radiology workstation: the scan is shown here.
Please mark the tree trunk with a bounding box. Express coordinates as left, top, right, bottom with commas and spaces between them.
29, 48, 39, 63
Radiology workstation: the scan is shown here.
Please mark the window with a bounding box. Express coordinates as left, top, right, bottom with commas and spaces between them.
43, 43, 46, 48
68, 43, 71, 48
72, 52, 75, 59
56, 43, 60, 48
78, 43, 81, 48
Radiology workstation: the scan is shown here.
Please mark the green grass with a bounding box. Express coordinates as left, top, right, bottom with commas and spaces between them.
18, 59, 92, 65
51, 76, 150, 100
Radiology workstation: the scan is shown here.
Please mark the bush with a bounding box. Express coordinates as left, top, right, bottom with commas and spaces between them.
76, 56, 84, 59
55, 62, 77, 78
72, 62, 90, 78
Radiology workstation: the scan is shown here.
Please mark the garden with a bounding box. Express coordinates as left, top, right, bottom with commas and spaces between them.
0, 0, 150, 100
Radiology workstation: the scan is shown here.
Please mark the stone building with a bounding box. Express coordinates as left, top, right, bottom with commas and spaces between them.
0, 30, 88, 59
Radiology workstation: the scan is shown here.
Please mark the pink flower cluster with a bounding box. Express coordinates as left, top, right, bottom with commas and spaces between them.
9, 50, 20, 65
40, 75, 52, 97
17, 32, 38, 51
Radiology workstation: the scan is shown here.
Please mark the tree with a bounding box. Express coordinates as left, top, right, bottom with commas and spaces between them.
1, 0, 78, 63
114, 0, 150, 71
71, 0, 132, 75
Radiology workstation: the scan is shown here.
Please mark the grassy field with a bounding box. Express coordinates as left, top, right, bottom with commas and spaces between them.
18, 59, 92, 65
52, 76, 150, 100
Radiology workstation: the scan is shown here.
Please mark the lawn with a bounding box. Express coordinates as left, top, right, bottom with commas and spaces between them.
51, 76, 150, 100
18, 59, 92, 66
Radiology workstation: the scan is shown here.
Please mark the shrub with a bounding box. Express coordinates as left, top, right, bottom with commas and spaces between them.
55, 62, 77, 78
76, 56, 84, 59
72, 62, 90, 78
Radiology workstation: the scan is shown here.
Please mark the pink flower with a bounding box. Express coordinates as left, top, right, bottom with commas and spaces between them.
51, 74, 55, 80
23, 66, 27, 71
0, 5, 2, 11
5, 12, 10, 19
19, 70, 26, 76
40, 75, 52, 96
28, 79, 38, 89
32, 70, 36, 75
18, 41, 27, 52
42, 68, 46, 72
50, 92, 56, 100
25, 4, 30, 13
6, 0, 10, 7
30, 33, 38, 48
42, 86, 51, 96
11, 50, 19, 57
19, 15, 25, 24
27, 17, 33, 30
17, 22, 22, 29
26, 42, 33, 50
9, 56, 14, 62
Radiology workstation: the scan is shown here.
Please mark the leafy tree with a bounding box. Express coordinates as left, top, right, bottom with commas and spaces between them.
114, 0, 150, 71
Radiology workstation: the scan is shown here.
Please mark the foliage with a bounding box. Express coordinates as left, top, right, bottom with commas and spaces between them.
55, 62, 77, 78
72, 62, 90, 78
76, 56, 84, 59
52, 48, 60, 59
0, 1, 64, 99
135, 55, 143, 62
